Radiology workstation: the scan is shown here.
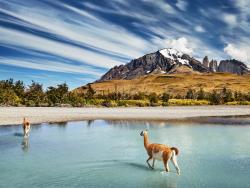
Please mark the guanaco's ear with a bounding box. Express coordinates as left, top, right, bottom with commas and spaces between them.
23, 117, 26, 122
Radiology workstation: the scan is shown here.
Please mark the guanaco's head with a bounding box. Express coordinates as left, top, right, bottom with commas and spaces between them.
23, 117, 30, 126
140, 129, 148, 136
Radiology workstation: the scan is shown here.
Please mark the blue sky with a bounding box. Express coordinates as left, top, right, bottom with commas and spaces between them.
0, 0, 250, 89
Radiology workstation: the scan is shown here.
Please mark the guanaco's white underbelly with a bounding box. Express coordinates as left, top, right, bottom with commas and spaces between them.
152, 151, 163, 160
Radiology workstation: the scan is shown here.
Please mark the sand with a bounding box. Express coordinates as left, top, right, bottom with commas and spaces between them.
1, 106, 250, 125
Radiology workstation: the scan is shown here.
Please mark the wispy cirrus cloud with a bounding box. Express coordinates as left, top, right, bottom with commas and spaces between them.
0, 1, 150, 61
0, 56, 102, 76
176, 0, 188, 11
0, 27, 122, 68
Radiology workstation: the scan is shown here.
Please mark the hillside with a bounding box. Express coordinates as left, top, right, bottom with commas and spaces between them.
75, 73, 250, 96
75, 48, 250, 97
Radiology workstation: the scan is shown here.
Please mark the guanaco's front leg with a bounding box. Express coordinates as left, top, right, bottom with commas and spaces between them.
146, 156, 153, 169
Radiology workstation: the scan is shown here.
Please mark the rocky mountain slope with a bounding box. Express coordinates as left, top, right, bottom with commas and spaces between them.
218, 59, 249, 75
98, 48, 249, 82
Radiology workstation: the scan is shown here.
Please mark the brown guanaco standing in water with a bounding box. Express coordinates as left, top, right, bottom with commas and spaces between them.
140, 130, 180, 175
23, 118, 31, 138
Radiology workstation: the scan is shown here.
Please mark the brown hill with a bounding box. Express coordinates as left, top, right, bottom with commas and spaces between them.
74, 73, 250, 96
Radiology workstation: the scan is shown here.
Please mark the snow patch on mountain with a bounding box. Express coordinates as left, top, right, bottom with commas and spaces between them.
160, 48, 189, 65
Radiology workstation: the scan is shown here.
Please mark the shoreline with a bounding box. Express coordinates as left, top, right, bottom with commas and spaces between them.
1, 106, 250, 126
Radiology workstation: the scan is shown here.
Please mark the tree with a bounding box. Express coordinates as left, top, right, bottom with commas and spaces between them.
148, 92, 158, 104
25, 81, 45, 106
13, 80, 25, 102
2, 79, 14, 89
46, 83, 69, 105
186, 89, 196, 99
0, 88, 20, 106
234, 91, 245, 101
162, 92, 170, 102
85, 84, 96, 99
221, 87, 233, 103
197, 88, 205, 100
0, 79, 22, 106
68, 92, 85, 107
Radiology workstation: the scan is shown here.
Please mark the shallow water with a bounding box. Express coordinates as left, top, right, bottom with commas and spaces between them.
0, 120, 249, 188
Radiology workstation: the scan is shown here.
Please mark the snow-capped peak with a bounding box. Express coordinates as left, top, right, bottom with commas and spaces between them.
159, 48, 189, 65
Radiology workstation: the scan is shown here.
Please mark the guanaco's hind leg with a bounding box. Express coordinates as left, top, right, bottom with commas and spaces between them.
146, 156, 153, 169
163, 158, 170, 172
152, 159, 155, 169
163, 151, 171, 172
171, 152, 180, 175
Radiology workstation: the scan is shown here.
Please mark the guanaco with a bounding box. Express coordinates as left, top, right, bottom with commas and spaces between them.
23, 118, 31, 138
140, 130, 180, 175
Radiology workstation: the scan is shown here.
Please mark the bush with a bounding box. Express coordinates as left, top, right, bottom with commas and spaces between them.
117, 100, 150, 107
226, 101, 250, 105
221, 87, 233, 103
186, 89, 196, 99
162, 102, 169, 106
133, 92, 146, 100
208, 90, 222, 105
101, 100, 117, 107
168, 99, 209, 106
148, 93, 158, 104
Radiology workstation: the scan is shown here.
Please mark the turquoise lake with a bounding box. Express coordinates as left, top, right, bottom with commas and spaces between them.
0, 120, 249, 188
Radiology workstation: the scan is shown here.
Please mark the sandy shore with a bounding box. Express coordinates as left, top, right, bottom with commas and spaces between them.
1, 106, 250, 125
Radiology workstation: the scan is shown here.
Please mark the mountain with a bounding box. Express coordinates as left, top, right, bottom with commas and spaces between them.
98, 48, 249, 82
98, 48, 208, 82
74, 48, 250, 95
218, 59, 250, 75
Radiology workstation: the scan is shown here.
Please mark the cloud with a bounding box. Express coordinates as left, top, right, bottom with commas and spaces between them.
176, 0, 188, 11
0, 56, 102, 76
224, 43, 249, 62
164, 37, 193, 55
233, 0, 250, 16
194, 25, 205, 33
0, 27, 121, 68
142, 0, 176, 14
0, 1, 152, 67
222, 13, 237, 27
82, 1, 157, 22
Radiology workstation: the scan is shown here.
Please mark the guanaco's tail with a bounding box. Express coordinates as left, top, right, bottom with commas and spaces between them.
171, 147, 179, 155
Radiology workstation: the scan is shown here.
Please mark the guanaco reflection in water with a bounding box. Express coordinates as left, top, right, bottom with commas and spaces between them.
21, 137, 29, 152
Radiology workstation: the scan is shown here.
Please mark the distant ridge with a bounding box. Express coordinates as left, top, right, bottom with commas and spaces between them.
98, 48, 249, 82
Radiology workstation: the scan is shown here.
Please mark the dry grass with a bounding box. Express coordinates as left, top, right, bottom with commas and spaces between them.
168, 99, 210, 106
74, 73, 250, 96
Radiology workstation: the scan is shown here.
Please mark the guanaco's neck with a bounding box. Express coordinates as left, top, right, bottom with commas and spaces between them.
143, 133, 150, 148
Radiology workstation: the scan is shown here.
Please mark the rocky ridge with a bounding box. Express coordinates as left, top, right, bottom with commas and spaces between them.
98, 48, 249, 82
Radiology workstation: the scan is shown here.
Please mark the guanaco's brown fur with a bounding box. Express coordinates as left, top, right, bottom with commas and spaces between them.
23, 117, 31, 137
140, 130, 180, 175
